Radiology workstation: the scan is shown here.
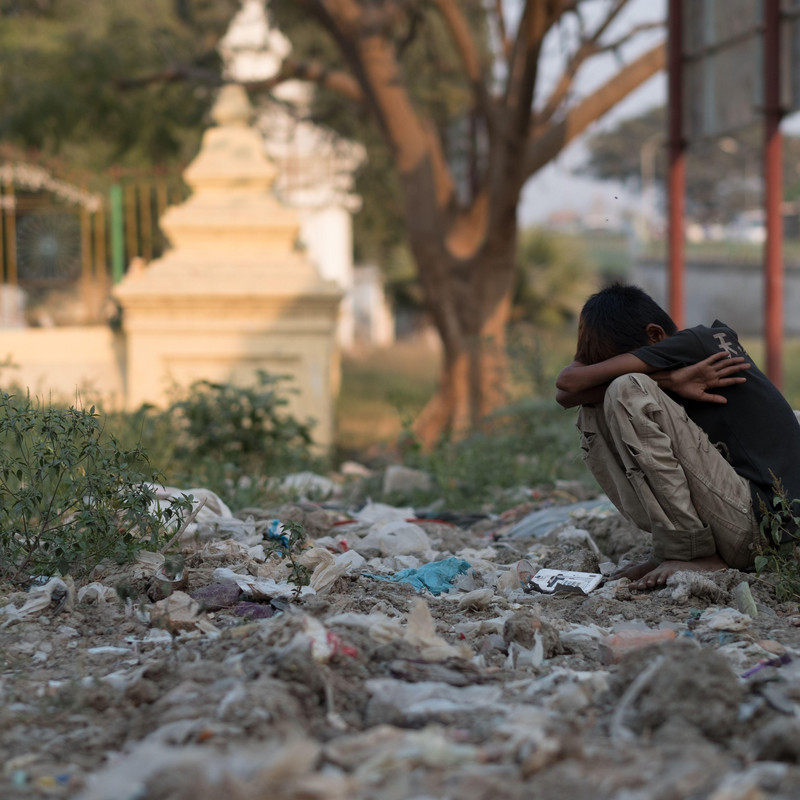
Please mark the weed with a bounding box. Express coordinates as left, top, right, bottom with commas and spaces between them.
263, 519, 310, 597
0, 392, 187, 583
756, 474, 800, 602
105, 371, 322, 507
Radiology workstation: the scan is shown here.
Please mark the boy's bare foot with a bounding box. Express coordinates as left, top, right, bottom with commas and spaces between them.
628, 554, 728, 589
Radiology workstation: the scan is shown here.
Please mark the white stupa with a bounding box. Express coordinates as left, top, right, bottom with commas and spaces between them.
219, 0, 368, 347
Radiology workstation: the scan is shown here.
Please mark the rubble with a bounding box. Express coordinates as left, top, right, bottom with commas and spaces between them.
4, 486, 800, 800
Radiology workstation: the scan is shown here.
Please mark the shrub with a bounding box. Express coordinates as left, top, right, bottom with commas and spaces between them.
756, 475, 800, 602
0, 392, 187, 583
107, 371, 321, 507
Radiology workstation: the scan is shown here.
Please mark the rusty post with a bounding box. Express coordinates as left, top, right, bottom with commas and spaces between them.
764, 0, 784, 388
667, 0, 685, 329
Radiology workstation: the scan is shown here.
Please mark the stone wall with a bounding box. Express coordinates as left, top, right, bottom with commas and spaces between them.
0, 326, 125, 405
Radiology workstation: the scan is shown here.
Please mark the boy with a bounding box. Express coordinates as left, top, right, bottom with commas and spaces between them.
556, 284, 800, 589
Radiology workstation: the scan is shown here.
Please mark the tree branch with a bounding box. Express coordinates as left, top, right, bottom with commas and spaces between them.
524, 41, 665, 177
537, 0, 648, 127
115, 64, 222, 90
300, 0, 456, 210
492, 0, 511, 62
244, 57, 364, 102
505, 0, 556, 137
432, 0, 491, 114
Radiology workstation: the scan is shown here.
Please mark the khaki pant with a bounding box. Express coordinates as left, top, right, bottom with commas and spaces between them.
577, 374, 760, 568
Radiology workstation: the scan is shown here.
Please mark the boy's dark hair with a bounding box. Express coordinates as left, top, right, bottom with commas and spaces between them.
575, 283, 678, 364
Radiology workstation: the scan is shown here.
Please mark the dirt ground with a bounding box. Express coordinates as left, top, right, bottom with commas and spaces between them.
3, 487, 800, 800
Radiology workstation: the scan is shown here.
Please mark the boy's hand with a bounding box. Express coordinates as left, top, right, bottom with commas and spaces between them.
653, 352, 749, 403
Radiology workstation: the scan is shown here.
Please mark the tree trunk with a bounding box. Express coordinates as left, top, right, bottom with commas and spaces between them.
411, 226, 517, 449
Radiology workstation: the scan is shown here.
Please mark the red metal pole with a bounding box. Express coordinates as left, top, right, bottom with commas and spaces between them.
668, 0, 686, 329
764, 0, 784, 388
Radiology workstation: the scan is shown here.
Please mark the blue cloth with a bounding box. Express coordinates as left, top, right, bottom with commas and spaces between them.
363, 556, 471, 595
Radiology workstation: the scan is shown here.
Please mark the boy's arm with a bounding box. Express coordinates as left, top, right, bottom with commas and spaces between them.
556, 353, 654, 395
555, 354, 654, 409
555, 383, 610, 408
555, 352, 749, 409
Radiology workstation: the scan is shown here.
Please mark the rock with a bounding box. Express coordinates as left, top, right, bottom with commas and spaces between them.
189, 583, 243, 611
150, 591, 202, 633
233, 601, 275, 620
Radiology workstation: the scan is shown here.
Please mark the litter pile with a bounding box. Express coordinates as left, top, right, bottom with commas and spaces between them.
3, 472, 800, 800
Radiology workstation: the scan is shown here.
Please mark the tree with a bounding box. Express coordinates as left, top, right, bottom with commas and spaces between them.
0, 0, 239, 181
263, 0, 664, 446
583, 105, 800, 224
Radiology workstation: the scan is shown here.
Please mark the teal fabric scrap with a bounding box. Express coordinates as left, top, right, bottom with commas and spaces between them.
362, 556, 471, 595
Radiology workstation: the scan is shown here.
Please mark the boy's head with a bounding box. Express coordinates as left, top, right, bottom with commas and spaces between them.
575, 283, 678, 364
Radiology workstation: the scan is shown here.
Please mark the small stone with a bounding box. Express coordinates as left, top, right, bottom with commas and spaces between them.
150, 591, 202, 632
189, 583, 243, 611
233, 601, 275, 620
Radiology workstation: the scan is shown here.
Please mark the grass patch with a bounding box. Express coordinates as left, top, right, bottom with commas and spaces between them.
336, 341, 439, 456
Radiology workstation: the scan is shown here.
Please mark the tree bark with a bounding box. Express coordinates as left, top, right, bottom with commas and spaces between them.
411, 212, 518, 449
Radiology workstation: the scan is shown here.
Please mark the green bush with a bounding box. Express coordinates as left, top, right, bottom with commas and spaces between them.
756, 475, 800, 602
0, 392, 187, 583
107, 371, 321, 507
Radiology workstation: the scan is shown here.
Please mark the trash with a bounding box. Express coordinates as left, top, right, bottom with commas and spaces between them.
363, 557, 471, 595
301, 615, 358, 662
7, 479, 800, 800
0, 577, 71, 626
741, 653, 792, 678
403, 598, 473, 661
521, 567, 604, 596
354, 519, 432, 557
353, 501, 415, 525
382, 464, 433, 496
506, 498, 614, 539
339, 461, 373, 479
77, 583, 118, 604
667, 571, 729, 604
455, 587, 495, 610
365, 677, 504, 726
280, 471, 338, 498
733, 581, 758, 617
698, 608, 752, 632
212, 568, 316, 600
301, 548, 366, 592
600, 628, 677, 664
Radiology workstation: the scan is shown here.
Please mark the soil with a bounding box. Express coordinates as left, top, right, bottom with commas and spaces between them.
3, 495, 800, 800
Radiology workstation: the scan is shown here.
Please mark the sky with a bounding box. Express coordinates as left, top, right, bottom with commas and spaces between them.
518, 0, 668, 226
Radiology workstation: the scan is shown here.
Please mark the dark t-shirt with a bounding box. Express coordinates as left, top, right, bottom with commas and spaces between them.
632, 321, 800, 530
